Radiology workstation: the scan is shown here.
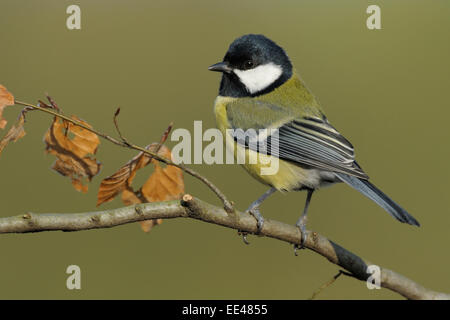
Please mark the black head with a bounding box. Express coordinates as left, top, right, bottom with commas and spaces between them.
208, 34, 293, 97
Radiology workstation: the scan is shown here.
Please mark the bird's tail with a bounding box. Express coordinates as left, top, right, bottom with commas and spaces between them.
335, 173, 420, 226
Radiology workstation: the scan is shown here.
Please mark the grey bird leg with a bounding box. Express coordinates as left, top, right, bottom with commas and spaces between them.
246, 187, 277, 234
294, 189, 314, 255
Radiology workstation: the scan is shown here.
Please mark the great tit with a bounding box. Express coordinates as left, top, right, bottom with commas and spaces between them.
208, 34, 419, 248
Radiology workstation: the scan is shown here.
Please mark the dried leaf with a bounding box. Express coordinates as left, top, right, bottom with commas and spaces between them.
139, 220, 164, 232
0, 113, 26, 157
44, 116, 101, 193
97, 145, 184, 232
138, 147, 184, 232
0, 85, 15, 129
72, 178, 89, 193
121, 187, 163, 232
96, 123, 173, 206
140, 148, 185, 203
96, 144, 155, 206
121, 187, 142, 205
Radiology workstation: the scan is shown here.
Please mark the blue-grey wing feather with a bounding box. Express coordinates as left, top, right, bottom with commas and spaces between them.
233, 115, 369, 179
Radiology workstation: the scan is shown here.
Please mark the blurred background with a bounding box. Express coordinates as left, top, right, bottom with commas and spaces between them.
0, 0, 449, 299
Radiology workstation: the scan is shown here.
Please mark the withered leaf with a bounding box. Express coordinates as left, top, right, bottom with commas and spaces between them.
140, 148, 184, 203
0, 113, 26, 157
98, 145, 184, 232
134, 146, 184, 232
44, 116, 101, 193
0, 84, 15, 129
96, 144, 155, 206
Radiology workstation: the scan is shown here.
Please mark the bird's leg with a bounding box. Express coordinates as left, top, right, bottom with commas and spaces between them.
294, 188, 314, 255
245, 187, 277, 234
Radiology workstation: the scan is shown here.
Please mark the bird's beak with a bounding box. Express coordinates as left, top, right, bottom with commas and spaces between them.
208, 61, 232, 74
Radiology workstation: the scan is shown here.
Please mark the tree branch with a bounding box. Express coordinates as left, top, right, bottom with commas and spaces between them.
13, 100, 234, 213
0, 195, 447, 300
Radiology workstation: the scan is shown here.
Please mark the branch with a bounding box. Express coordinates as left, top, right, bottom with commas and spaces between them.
13, 100, 234, 213
0, 195, 448, 300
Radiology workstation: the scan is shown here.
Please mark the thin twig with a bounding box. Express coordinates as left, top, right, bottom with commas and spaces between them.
309, 270, 346, 300
113, 107, 131, 146
45, 94, 60, 111
146, 121, 173, 156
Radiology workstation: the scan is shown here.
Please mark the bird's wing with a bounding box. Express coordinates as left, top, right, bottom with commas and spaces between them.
227, 100, 369, 179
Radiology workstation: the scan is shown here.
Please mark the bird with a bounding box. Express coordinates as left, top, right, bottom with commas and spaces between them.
208, 34, 419, 249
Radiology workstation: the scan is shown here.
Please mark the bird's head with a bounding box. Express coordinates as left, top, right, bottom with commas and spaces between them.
208, 34, 293, 97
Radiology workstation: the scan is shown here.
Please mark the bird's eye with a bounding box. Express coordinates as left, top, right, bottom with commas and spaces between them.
244, 60, 254, 69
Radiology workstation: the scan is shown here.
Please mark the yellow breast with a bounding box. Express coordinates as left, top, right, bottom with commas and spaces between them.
213, 96, 320, 192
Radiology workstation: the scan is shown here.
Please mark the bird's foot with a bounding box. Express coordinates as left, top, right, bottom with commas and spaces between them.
246, 206, 265, 235
293, 219, 307, 256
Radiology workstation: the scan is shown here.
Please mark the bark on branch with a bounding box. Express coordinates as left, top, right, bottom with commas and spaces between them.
0, 195, 448, 300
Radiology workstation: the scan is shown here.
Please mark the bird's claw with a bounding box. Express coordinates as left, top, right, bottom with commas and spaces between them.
247, 207, 265, 234
293, 223, 307, 256
238, 230, 250, 245
236, 207, 264, 245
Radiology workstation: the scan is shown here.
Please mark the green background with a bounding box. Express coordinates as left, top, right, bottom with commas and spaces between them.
1, 0, 449, 299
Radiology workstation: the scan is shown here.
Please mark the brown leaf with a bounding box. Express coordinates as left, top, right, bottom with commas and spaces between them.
44, 116, 101, 193
97, 123, 173, 205
0, 113, 26, 157
96, 144, 155, 206
138, 147, 184, 232
121, 187, 163, 232
97, 145, 184, 232
0, 85, 15, 129
140, 147, 185, 203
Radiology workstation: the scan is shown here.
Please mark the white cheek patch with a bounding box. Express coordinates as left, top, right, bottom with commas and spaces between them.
233, 63, 283, 94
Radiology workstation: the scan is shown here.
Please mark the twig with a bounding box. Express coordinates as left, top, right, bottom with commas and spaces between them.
0, 195, 447, 300
13, 100, 234, 213
309, 270, 352, 299
113, 107, 131, 146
